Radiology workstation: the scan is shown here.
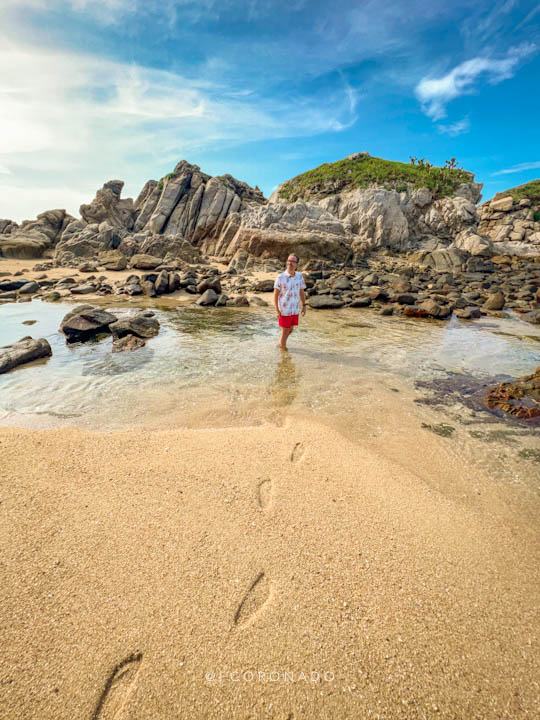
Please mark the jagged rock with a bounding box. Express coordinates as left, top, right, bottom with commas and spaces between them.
215, 293, 229, 306
80, 180, 134, 229
59, 305, 118, 342
0, 209, 71, 258
0, 219, 18, 235
0, 336, 52, 374
109, 311, 160, 339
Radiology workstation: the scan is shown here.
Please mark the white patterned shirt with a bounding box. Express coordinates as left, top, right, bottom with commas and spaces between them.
274, 271, 306, 315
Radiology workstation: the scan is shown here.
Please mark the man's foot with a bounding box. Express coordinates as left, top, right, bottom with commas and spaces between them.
279, 344, 288, 351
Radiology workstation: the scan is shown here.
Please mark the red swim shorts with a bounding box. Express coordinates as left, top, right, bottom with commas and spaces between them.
278, 314, 299, 328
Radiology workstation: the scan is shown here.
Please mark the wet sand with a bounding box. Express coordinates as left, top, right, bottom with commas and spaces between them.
1, 409, 539, 719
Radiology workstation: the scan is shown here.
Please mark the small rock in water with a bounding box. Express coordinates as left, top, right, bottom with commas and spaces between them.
22, 320, 37, 326
112, 333, 146, 353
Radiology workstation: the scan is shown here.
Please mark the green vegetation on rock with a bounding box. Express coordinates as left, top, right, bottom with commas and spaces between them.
278, 153, 473, 202
494, 179, 540, 208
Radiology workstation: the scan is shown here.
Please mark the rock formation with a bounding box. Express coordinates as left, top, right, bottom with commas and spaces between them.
1, 154, 538, 277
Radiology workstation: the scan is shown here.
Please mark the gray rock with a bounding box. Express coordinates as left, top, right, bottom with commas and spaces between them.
196, 288, 218, 306
249, 296, 269, 306
18, 281, 40, 294
349, 296, 371, 307
332, 276, 352, 291
60, 305, 118, 342
308, 295, 345, 309
109, 312, 160, 339
0, 336, 52, 374
70, 284, 96, 294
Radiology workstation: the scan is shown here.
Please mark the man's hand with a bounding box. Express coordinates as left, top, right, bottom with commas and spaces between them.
301, 303, 306, 316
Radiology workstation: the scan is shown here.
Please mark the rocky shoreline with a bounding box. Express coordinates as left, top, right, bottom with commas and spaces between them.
1, 153, 539, 420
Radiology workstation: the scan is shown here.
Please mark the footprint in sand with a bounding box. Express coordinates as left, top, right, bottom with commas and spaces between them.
92, 653, 142, 720
234, 572, 271, 628
256, 478, 273, 510
290, 442, 305, 464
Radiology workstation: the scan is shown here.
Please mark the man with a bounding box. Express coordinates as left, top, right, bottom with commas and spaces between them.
273, 254, 307, 351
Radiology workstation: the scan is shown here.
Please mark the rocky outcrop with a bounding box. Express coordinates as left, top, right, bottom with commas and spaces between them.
0, 336, 52, 374
477, 195, 540, 257
0, 210, 73, 258
201, 200, 353, 264
201, 182, 481, 267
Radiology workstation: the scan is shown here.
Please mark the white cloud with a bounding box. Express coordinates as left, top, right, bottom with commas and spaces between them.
0, 38, 357, 222
0, 185, 91, 224
415, 43, 537, 120
437, 117, 470, 136
492, 161, 540, 176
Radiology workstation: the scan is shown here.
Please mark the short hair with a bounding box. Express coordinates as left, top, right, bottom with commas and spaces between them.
288, 254, 299, 263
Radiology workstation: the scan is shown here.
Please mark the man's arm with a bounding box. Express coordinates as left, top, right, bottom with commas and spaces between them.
300, 288, 306, 316
273, 288, 281, 317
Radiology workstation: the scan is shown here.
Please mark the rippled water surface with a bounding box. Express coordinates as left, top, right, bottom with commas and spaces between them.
1, 299, 539, 425
2, 298, 539, 485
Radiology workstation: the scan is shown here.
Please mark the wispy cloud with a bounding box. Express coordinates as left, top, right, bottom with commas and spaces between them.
0, 38, 357, 221
437, 117, 470, 136
415, 42, 537, 120
492, 161, 540, 175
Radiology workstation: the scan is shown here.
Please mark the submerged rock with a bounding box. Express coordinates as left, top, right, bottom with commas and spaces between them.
112, 333, 146, 352
0, 336, 52, 374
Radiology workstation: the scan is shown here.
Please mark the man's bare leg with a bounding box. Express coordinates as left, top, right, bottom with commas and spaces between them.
279, 327, 292, 350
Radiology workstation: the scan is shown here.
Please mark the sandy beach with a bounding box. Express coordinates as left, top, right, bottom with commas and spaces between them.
1, 408, 539, 719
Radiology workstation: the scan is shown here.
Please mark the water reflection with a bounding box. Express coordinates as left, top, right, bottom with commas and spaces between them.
269, 352, 299, 407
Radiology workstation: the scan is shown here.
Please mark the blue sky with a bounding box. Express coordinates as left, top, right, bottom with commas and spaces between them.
0, 0, 539, 222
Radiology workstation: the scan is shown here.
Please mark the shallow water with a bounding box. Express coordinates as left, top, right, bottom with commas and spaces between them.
1, 298, 539, 484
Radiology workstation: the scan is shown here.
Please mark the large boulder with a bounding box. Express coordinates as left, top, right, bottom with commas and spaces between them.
0, 336, 52, 374
59, 305, 118, 342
